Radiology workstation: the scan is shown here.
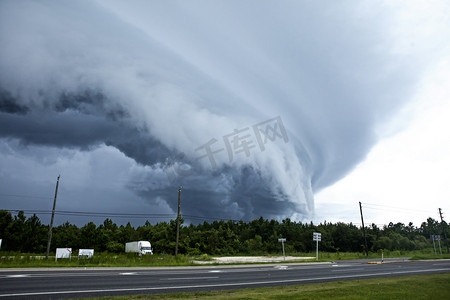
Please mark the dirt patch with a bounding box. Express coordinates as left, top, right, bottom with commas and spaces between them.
194, 256, 314, 264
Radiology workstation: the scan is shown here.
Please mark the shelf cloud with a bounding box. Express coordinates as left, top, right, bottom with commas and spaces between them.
0, 0, 441, 223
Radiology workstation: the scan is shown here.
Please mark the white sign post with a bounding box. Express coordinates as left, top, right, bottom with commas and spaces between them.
78, 249, 94, 259
435, 235, 442, 255
431, 235, 442, 255
278, 238, 286, 261
313, 232, 321, 261
431, 235, 437, 254
55, 248, 72, 261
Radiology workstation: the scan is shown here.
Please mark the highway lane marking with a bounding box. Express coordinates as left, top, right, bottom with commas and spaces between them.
331, 264, 353, 267
0, 272, 132, 279
162, 276, 219, 281
331, 268, 365, 272
0, 262, 420, 280
0, 270, 225, 278
0, 267, 448, 298
0, 270, 217, 278
274, 266, 288, 270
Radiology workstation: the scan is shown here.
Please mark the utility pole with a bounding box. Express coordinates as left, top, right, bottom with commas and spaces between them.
438, 208, 449, 254
45, 175, 60, 260
175, 186, 182, 258
359, 202, 368, 256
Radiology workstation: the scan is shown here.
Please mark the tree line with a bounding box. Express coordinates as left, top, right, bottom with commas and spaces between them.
0, 210, 448, 255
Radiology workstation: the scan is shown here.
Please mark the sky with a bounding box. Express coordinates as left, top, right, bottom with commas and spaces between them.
0, 0, 449, 227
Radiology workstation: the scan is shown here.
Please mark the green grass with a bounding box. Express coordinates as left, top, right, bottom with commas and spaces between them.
251, 249, 449, 262
314, 249, 450, 261
409, 252, 450, 260
0, 252, 361, 268
1, 249, 448, 268
0, 252, 207, 268
79, 273, 450, 300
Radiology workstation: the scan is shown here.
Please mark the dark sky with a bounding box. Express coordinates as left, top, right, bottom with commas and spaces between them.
0, 0, 444, 226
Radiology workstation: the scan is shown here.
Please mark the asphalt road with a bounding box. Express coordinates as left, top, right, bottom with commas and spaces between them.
0, 259, 449, 299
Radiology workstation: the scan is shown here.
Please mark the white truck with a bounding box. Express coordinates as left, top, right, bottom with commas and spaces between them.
125, 241, 153, 255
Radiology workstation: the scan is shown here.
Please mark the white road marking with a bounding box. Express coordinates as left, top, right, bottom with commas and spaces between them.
5, 275, 30, 278
119, 272, 137, 275
163, 276, 219, 281
332, 264, 352, 267
274, 266, 288, 270
208, 270, 221, 273
332, 268, 364, 272
0, 268, 448, 298
2, 272, 134, 279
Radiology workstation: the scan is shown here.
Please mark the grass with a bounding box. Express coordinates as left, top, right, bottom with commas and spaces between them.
0, 252, 207, 268
239, 249, 450, 262
79, 273, 450, 300
313, 249, 450, 261
410, 252, 450, 260
1, 249, 448, 268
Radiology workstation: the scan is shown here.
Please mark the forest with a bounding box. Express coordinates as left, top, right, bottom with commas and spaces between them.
0, 210, 448, 255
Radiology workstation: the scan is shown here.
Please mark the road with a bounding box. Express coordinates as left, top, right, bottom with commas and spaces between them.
0, 259, 449, 299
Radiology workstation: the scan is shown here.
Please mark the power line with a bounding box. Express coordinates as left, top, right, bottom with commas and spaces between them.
4, 209, 238, 222
5, 209, 174, 218
363, 206, 433, 216
183, 215, 240, 223
3, 209, 426, 227
363, 202, 436, 215
0, 193, 51, 200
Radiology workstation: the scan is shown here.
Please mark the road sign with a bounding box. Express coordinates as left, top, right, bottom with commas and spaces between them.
313, 232, 321, 241
55, 248, 72, 261
313, 232, 321, 260
78, 249, 94, 259
430, 235, 443, 255
431, 235, 441, 241
278, 238, 286, 242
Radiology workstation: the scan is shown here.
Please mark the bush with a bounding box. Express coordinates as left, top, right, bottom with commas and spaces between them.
106, 241, 124, 253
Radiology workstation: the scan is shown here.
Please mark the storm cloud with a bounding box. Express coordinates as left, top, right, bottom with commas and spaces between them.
0, 0, 442, 224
